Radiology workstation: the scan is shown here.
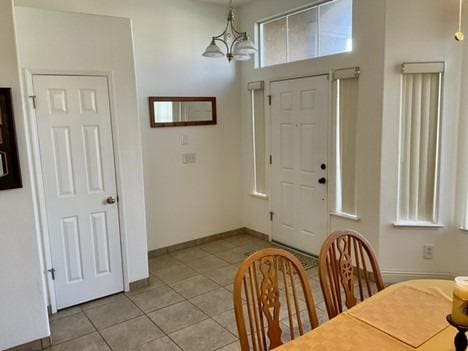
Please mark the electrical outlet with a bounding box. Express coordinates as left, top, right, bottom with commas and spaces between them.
423, 244, 434, 260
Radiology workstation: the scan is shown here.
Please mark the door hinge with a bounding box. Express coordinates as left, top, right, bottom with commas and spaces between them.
269, 155, 272, 165
48, 268, 56, 281
29, 95, 37, 109
268, 95, 272, 106
269, 211, 274, 221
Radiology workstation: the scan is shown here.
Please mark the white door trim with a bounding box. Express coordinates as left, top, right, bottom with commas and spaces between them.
23, 69, 128, 313
267, 72, 333, 249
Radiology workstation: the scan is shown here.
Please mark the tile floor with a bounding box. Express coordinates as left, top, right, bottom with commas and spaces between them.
44, 234, 329, 351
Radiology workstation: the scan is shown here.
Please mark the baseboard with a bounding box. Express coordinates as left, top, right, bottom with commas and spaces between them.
243, 227, 270, 241
148, 228, 246, 258
129, 277, 150, 291
147, 227, 269, 258
382, 270, 455, 284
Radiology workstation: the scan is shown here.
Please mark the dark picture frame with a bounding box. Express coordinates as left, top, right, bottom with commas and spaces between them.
149, 96, 217, 128
0, 88, 22, 190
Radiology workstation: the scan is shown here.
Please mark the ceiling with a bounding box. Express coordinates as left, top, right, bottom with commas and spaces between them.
196, 0, 255, 6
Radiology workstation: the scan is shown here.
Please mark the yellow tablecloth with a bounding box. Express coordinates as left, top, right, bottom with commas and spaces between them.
274, 280, 458, 351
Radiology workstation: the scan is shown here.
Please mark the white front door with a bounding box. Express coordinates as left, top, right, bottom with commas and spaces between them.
33, 75, 123, 309
271, 75, 329, 255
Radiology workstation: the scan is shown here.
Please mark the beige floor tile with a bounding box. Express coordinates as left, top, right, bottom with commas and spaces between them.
7, 340, 43, 351
185, 255, 229, 273
101, 316, 163, 351
225, 235, 263, 247
169, 319, 236, 351
202, 265, 239, 287
198, 240, 236, 254
189, 288, 235, 317
217, 341, 241, 351
169, 275, 220, 298
128, 284, 184, 312
148, 255, 181, 272
49, 306, 82, 322
48, 332, 110, 351
81, 294, 128, 311
152, 263, 199, 284
170, 247, 210, 262
147, 301, 208, 334
133, 336, 181, 351
50, 312, 95, 345
238, 240, 271, 253
214, 247, 249, 265
84, 297, 142, 330
212, 309, 238, 337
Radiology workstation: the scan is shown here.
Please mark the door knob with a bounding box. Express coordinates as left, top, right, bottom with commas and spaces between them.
318, 177, 327, 184
106, 196, 116, 204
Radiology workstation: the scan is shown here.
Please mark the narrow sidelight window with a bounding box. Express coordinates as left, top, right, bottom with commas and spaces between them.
249, 81, 266, 196
397, 62, 444, 224
334, 67, 360, 216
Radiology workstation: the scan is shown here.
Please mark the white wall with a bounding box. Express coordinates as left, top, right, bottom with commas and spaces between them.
15, 0, 243, 251
379, 0, 468, 279
0, 0, 50, 349
15, 7, 149, 286
238, 0, 386, 252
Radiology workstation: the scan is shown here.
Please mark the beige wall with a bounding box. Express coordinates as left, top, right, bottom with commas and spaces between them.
379, 0, 467, 280
15, 0, 243, 251
15, 7, 150, 288
0, 0, 49, 349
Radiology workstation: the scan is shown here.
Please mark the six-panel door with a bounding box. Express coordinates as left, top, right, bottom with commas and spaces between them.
271, 75, 329, 255
33, 75, 123, 309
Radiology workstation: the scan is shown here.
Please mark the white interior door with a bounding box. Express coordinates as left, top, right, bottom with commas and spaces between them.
271, 75, 329, 255
33, 75, 123, 309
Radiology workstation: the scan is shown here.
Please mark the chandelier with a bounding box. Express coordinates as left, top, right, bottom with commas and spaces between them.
456, 0, 465, 41
202, 0, 257, 62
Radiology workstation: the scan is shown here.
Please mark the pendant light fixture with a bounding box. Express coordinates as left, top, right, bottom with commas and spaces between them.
202, 0, 257, 62
455, 0, 464, 41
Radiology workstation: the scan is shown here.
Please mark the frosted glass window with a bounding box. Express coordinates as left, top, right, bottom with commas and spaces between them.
250, 83, 266, 195
260, 18, 287, 67
335, 77, 358, 216
320, 0, 353, 56
398, 66, 442, 223
258, 0, 352, 68
288, 8, 319, 62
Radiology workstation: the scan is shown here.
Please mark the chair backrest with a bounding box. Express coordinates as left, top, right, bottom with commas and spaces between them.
319, 230, 384, 319
233, 248, 319, 351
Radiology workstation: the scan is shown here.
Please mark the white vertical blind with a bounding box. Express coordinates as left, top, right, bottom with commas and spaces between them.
249, 81, 266, 195
335, 67, 359, 216
398, 66, 442, 223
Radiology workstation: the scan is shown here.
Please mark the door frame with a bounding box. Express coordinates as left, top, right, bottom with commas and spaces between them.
23, 69, 127, 313
266, 73, 334, 250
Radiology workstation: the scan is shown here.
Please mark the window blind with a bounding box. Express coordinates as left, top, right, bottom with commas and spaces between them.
249, 81, 266, 195
398, 63, 443, 223
335, 67, 360, 216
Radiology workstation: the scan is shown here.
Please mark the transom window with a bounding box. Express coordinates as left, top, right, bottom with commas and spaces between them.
258, 0, 353, 68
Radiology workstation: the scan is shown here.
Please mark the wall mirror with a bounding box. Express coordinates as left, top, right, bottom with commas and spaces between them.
149, 97, 217, 127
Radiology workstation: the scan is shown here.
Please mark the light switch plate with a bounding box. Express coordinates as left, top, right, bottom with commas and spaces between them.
182, 153, 196, 164
181, 135, 189, 145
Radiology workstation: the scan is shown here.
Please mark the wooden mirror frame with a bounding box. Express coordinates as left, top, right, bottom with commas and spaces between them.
149, 96, 217, 128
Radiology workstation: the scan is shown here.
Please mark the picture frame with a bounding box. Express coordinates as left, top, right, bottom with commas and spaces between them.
149, 96, 217, 128
0, 88, 22, 190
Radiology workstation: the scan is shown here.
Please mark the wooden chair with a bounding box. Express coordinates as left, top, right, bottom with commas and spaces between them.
319, 230, 384, 319
233, 248, 319, 351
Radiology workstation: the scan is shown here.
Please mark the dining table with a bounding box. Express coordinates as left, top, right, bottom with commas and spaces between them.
274, 279, 462, 351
